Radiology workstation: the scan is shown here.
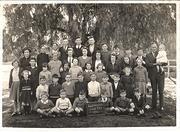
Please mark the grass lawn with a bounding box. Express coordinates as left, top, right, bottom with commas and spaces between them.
2, 91, 176, 127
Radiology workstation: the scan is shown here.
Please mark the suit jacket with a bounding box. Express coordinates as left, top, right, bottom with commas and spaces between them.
59, 46, 69, 64
106, 61, 120, 75
112, 81, 123, 99
73, 45, 83, 58
145, 52, 158, 79
132, 95, 145, 109
87, 44, 99, 62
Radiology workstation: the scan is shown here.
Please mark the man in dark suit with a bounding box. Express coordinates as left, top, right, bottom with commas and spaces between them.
87, 36, 98, 62
73, 37, 83, 58
59, 38, 70, 64
145, 43, 167, 112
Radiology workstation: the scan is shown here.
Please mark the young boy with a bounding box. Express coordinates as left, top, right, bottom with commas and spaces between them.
114, 90, 134, 115
48, 52, 62, 77
73, 92, 88, 116
73, 37, 83, 58
35, 91, 55, 118
74, 73, 87, 98
100, 74, 113, 99
99, 92, 114, 114
87, 72, 101, 102
36, 76, 49, 101
48, 74, 62, 104
83, 62, 93, 83
62, 73, 75, 104
132, 89, 146, 117
112, 73, 123, 103
28, 57, 39, 110
39, 63, 52, 85
51, 89, 74, 117
101, 43, 110, 68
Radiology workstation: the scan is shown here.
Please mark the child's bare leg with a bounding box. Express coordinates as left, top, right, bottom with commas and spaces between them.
66, 108, 74, 114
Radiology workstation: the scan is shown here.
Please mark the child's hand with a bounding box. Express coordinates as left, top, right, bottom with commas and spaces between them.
146, 83, 149, 88
145, 104, 151, 110
129, 108, 134, 112
59, 67, 63, 72
130, 103, 135, 108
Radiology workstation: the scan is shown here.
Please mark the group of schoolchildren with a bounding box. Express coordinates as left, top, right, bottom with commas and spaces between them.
9, 36, 167, 118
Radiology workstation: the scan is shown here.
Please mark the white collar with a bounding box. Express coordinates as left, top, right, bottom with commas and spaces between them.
41, 100, 48, 104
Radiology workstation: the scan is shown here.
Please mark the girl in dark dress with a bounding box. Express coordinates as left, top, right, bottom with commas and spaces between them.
20, 70, 33, 115
121, 67, 135, 100
59, 62, 70, 84
37, 46, 50, 73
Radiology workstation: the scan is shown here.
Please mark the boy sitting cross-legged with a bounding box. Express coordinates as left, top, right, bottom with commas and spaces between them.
73, 92, 88, 116
51, 89, 74, 117
35, 91, 55, 118
114, 90, 134, 115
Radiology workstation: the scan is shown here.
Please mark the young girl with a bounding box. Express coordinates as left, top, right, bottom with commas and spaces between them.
95, 63, 107, 83
83, 62, 93, 83
39, 63, 52, 85
134, 59, 148, 99
121, 67, 135, 100
92, 51, 104, 72
120, 56, 133, 75
69, 58, 83, 82
48, 52, 62, 77
78, 47, 92, 70
9, 59, 22, 116
59, 62, 70, 84
20, 70, 33, 115
156, 44, 168, 73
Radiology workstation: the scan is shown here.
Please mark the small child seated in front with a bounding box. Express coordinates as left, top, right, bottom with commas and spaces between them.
35, 91, 55, 118
99, 92, 114, 113
73, 92, 88, 116
114, 90, 134, 115
132, 89, 147, 117
51, 89, 74, 117
156, 44, 168, 73
87, 72, 101, 102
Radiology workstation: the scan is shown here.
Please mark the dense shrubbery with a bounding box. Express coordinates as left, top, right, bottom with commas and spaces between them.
3, 4, 176, 61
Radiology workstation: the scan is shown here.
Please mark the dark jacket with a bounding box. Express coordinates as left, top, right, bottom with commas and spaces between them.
48, 83, 62, 98
19, 57, 31, 70
106, 61, 120, 75
73, 45, 83, 58
37, 53, 49, 72
132, 94, 145, 110
74, 81, 88, 98
87, 44, 99, 62
112, 81, 123, 100
59, 47, 69, 64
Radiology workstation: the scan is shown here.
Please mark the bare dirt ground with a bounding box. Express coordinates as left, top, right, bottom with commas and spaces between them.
1, 63, 176, 127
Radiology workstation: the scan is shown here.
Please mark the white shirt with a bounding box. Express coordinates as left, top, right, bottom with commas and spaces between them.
89, 44, 95, 54
76, 45, 82, 49
36, 84, 49, 100
114, 82, 118, 90
88, 81, 101, 97
55, 98, 72, 110
12, 68, 20, 81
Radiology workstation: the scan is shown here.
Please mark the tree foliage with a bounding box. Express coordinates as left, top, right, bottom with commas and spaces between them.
3, 4, 176, 61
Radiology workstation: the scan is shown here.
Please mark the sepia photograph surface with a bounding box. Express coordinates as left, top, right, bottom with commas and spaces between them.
1, 2, 176, 128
